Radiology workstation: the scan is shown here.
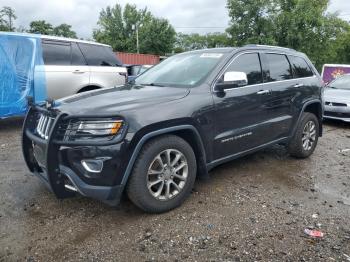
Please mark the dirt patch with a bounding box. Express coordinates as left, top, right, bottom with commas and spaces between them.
0, 119, 349, 261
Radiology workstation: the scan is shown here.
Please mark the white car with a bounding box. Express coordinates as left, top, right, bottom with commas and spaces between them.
38, 36, 127, 99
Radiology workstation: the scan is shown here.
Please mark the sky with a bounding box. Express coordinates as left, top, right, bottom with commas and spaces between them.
0, 0, 350, 39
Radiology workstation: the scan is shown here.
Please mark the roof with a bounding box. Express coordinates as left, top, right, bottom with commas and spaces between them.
0, 31, 110, 47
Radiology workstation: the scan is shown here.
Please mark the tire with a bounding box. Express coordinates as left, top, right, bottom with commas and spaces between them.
126, 135, 197, 213
288, 112, 319, 158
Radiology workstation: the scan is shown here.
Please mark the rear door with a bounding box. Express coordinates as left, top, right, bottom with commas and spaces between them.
258, 53, 296, 141
41, 40, 90, 99
78, 43, 127, 87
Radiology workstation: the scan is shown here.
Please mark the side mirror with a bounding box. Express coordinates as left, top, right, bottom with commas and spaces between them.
216, 71, 248, 92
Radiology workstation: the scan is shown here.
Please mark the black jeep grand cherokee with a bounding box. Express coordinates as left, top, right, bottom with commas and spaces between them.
23, 45, 324, 213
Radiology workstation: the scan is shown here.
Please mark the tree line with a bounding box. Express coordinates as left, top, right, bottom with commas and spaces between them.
0, 6, 77, 38
1, 1, 350, 70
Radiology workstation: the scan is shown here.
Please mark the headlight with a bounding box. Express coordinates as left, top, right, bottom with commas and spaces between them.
62, 119, 125, 142
77, 120, 123, 136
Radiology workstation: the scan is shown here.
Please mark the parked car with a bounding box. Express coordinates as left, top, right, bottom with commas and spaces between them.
322, 64, 350, 85
22, 45, 324, 213
40, 35, 127, 99
323, 74, 350, 122
126, 64, 153, 82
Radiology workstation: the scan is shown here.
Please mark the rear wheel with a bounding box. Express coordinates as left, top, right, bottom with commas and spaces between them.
288, 112, 319, 158
126, 135, 197, 213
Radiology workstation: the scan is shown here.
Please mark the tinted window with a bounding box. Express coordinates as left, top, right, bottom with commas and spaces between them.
265, 54, 293, 82
42, 41, 71, 65
71, 42, 86, 66
78, 43, 122, 66
226, 53, 263, 85
288, 56, 314, 78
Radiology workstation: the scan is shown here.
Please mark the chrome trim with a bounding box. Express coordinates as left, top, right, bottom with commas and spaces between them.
64, 184, 78, 192
81, 160, 104, 173
36, 114, 55, 140
211, 51, 317, 93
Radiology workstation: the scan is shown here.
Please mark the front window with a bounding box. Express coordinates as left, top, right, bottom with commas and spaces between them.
135, 52, 226, 87
328, 75, 350, 90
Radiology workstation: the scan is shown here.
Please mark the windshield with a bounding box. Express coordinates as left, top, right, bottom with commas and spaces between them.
135, 52, 225, 87
328, 75, 350, 90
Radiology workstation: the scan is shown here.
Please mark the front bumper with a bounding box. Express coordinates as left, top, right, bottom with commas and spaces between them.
22, 106, 128, 206
324, 105, 350, 122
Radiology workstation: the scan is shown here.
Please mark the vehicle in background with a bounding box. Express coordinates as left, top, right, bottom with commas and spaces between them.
126, 64, 153, 82
321, 64, 350, 85
40, 36, 127, 100
23, 45, 324, 213
324, 74, 350, 122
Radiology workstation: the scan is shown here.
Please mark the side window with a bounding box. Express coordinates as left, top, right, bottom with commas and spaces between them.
225, 53, 263, 85
71, 42, 86, 66
288, 56, 314, 78
78, 43, 122, 67
265, 54, 293, 82
42, 41, 71, 66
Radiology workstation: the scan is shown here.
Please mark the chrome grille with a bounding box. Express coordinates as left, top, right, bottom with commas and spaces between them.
36, 114, 55, 139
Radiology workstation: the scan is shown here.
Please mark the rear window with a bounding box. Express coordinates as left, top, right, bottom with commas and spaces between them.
42, 41, 71, 65
288, 56, 314, 78
78, 43, 122, 67
265, 54, 293, 82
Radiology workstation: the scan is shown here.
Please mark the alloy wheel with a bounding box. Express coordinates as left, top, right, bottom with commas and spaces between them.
147, 149, 188, 201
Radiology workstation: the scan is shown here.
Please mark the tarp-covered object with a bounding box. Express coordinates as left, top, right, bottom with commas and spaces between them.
0, 33, 46, 118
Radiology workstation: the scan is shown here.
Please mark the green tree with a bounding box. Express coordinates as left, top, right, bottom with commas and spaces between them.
175, 32, 230, 53
28, 20, 53, 35
0, 6, 17, 31
273, 0, 349, 69
226, 0, 276, 46
53, 23, 77, 38
226, 0, 350, 70
94, 3, 176, 55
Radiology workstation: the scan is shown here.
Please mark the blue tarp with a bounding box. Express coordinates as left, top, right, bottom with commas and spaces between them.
0, 32, 47, 118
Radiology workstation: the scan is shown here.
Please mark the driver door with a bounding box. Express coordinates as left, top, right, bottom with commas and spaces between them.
212, 52, 272, 160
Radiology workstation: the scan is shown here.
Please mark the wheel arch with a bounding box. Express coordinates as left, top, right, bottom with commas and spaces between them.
294, 100, 323, 137
120, 125, 208, 188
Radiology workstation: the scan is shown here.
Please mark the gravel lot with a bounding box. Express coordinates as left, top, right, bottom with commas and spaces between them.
0, 118, 349, 262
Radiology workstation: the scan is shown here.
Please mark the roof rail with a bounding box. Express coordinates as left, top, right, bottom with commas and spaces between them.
244, 44, 296, 52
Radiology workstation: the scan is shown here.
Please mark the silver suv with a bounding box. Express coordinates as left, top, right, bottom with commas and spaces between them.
38, 36, 127, 99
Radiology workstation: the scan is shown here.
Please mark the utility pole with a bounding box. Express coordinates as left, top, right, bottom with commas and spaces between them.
133, 23, 141, 54
136, 24, 139, 54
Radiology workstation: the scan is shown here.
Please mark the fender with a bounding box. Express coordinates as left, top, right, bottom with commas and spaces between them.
120, 125, 207, 187
291, 99, 323, 138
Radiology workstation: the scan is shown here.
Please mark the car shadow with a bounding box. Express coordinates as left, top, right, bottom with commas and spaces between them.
0, 117, 24, 131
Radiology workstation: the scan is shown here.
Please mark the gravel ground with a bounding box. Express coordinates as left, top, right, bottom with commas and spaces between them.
0, 118, 349, 262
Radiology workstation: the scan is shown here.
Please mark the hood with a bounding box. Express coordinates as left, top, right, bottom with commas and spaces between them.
55, 84, 190, 115
324, 88, 350, 103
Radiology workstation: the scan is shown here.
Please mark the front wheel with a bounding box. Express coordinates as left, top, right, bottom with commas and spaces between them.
288, 112, 319, 158
126, 135, 197, 213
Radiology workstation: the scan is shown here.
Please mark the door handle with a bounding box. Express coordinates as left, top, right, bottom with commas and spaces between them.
257, 90, 271, 95
73, 70, 85, 74
294, 83, 304, 88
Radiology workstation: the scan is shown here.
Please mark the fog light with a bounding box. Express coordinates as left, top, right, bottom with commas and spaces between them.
81, 159, 104, 173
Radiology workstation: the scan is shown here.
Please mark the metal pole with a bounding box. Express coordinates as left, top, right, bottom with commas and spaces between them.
136, 25, 139, 54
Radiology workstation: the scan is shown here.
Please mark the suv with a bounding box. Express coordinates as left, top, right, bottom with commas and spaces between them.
22, 45, 324, 213
39, 35, 127, 99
